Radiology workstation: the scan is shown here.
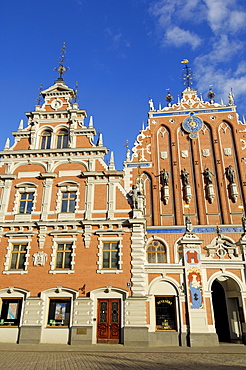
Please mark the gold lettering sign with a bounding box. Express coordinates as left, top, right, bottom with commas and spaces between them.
77, 328, 87, 335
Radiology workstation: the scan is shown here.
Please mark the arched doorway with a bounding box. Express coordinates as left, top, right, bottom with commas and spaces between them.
212, 277, 243, 343
212, 279, 230, 342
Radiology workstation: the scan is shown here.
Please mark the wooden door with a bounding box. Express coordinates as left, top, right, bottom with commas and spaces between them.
97, 299, 121, 343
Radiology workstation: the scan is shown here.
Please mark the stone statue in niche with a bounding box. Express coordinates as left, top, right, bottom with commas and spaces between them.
226, 165, 238, 202
129, 185, 142, 210
160, 169, 169, 186
203, 167, 215, 185
181, 168, 190, 186
226, 165, 235, 184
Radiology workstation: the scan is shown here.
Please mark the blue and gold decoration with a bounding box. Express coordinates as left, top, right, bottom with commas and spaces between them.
182, 112, 203, 139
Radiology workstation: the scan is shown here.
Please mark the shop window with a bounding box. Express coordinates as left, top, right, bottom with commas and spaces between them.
41, 130, 52, 149
155, 296, 176, 331
147, 240, 166, 263
56, 243, 72, 269
103, 242, 119, 269
61, 192, 76, 213
19, 193, 34, 214
0, 298, 22, 326
47, 298, 71, 327
10, 244, 27, 270
57, 129, 68, 149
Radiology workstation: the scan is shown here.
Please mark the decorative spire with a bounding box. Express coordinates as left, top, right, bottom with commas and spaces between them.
165, 88, 173, 106
109, 151, 115, 170
18, 119, 24, 131
97, 133, 103, 146
4, 138, 10, 150
228, 88, 235, 105
180, 59, 193, 88
54, 42, 70, 80
208, 85, 216, 103
88, 116, 94, 128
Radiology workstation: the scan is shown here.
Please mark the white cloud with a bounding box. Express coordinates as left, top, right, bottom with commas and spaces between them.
164, 26, 201, 49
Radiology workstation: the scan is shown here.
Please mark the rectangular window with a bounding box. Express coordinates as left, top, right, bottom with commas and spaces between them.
61, 192, 76, 213
102, 242, 119, 269
47, 298, 71, 327
0, 298, 22, 326
10, 244, 27, 270
56, 243, 72, 269
155, 296, 176, 331
19, 193, 34, 214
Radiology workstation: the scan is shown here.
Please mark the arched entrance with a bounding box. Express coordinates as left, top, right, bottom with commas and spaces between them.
211, 277, 243, 343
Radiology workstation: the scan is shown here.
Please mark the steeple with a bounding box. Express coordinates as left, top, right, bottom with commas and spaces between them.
53, 42, 70, 82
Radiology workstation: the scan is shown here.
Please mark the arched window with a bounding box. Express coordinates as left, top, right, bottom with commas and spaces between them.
147, 240, 166, 263
57, 129, 68, 149
41, 130, 52, 149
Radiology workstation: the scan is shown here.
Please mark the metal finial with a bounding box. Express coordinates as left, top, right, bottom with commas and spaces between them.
123, 139, 129, 149
73, 81, 79, 102
165, 88, 173, 106
37, 84, 43, 105
54, 42, 70, 80
208, 85, 216, 103
180, 59, 193, 88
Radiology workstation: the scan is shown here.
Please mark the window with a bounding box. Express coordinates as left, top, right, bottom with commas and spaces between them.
147, 240, 166, 263
103, 242, 119, 269
155, 296, 176, 331
10, 244, 27, 270
56, 243, 72, 269
41, 130, 52, 149
47, 298, 71, 327
0, 298, 22, 326
57, 129, 68, 149
19, 193, 34, 214
61, 192, 76, 213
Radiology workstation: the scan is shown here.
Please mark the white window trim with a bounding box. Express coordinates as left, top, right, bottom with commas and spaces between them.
49, 237, 76, 274
13, 183, 38, 215
3, 237, 31, 274
97, 236, 123, 274
55, 183, 80, 214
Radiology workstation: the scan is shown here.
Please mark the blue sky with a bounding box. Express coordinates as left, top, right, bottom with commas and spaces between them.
1, 0, 246, 169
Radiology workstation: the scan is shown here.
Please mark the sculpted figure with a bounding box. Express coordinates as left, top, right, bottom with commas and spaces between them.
129, 185, 141, 210
181, 168, 190, 186
203, 167, 214, 186
226, 165, 235, 184
160, 168, 169, 186
185, 215, 193, 233
148, 98, 155, 111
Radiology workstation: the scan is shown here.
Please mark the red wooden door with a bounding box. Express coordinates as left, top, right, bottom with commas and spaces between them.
97, 299, 121, 343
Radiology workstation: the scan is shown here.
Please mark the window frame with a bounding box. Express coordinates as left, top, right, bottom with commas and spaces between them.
146, 240, 167, 264
47, 297, 71, 327
97, 236, 123, 274
56, 129, 69, 149
40, 130, 52, 149
55, 243, 73, 270
19, 192, 34, 214
61, 191, 77, 213
3, 238, 31, 275
102, 242, 119, 269
155, 296, 177, 331
0, 298, 23, 327
9, 244, 28, 270
49, 237, 76, 274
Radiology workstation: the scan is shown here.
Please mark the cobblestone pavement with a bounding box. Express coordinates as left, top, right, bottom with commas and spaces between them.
0, 345, 245, 370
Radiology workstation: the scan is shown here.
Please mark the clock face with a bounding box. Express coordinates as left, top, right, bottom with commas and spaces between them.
51, 99, 63, 110
182, 113, 203, 137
